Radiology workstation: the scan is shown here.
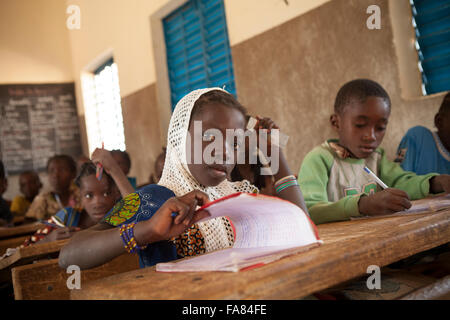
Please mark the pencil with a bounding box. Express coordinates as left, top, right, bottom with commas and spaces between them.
363, 166, 388, 189
96, 142, 104, 181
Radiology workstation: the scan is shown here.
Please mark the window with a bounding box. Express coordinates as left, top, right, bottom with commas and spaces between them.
82, 58, 126, 155
163, 0, 236, 110
410, 0, 450, 95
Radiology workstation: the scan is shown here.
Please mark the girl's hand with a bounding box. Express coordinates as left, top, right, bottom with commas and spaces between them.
138, 190, 211, 244
430, 175, 450, 194
91, 148, 121, 175
358, 188, 412, 216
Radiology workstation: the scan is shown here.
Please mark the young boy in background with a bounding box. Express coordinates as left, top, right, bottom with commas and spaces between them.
395, 92, 450, 175
10, 170, 42, 216
298, 79, 450, 224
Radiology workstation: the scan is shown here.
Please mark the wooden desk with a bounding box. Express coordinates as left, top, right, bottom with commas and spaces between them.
0, 223, 44, 240
0, 239, 69, 282
71, 209, 450, 300
12, 254, 140, 300
0, 236, 28, 256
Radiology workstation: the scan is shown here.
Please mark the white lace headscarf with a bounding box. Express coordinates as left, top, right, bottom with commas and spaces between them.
158, 87, 257, 252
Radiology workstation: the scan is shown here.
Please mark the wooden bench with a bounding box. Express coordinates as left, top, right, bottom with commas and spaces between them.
12, 253, 140, 300
70, 209, 450, 300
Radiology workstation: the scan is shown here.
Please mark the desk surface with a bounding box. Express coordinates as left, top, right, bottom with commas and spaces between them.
71, 209, 450, 300
0, 223, 44, 240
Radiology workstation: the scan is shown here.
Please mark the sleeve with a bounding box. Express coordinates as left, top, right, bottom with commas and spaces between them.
379, 150, 437, 200
395, 131, 417, 172
102, 184, 176, 227
25, 194, 47, 220
298, 148, 363, 224
21, 218, 57, 247
10, 196, 23, 215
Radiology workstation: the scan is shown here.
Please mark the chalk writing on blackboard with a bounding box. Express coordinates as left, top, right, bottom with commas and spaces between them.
0, 83, 82, 175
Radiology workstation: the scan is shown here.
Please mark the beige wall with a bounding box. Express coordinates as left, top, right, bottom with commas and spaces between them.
0, 0, 73, 84
0, 0, 74, 199
231, 0, 445, 174
1, 0, 445, 198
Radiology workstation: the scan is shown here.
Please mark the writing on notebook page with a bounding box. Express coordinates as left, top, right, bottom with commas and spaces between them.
156, 193, 322, 272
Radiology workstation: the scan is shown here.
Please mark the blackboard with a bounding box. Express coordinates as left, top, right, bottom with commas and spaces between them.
0, 83, 82, 175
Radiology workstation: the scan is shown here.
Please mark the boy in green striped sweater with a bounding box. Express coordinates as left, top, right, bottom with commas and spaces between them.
298, 79, 450, 224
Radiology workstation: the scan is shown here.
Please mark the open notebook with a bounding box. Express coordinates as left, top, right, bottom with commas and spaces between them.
352, 194, 450, 220
156, 193, 322, 272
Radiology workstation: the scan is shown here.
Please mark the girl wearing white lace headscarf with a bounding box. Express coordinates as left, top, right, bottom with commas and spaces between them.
159, 87, 257, 256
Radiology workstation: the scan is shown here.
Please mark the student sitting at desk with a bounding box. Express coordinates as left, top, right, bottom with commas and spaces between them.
25, 155, 81, 221
59, 88, 307, 270
395, 92, 450, 175
110, 149, 138, 190
21, 162, 121, 247
10, 170, 43, 217
298, 79, 450, 224
0, 160, 13, 227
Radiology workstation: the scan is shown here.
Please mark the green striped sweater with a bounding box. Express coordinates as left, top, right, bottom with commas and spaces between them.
298, 139, 437, 224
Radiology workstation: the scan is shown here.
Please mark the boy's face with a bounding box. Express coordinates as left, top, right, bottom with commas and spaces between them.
331, 96, 390, 159
19, 173, 42, 201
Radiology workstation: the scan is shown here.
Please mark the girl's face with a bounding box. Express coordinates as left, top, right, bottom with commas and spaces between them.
47, 159, 76, 194
186, 103, 246, 187
80, 175, 119, 223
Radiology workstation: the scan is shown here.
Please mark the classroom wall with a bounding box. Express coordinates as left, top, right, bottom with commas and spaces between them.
0, 0, 74, 200
2, 0, 445, 199
65, 0, 334, 186
231, 0, 445, 172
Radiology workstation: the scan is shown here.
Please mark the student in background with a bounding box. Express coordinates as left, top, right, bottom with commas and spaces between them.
148, 147, 166, 185
21, 162, 120, 247
0, 160, 13, 227
25, 155, 81, 221
59, 88, 306, 270
111, 149, 137, 189
298, 79, 450, 225
10, 171, 42, 217
395, 92, 450, 175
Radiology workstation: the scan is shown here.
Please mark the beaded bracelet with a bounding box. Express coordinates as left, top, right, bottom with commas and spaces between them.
119, 223, 147, 254
274, 175, 299, 194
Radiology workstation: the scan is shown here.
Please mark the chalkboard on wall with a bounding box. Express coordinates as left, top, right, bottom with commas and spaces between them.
0, 83, 82, 175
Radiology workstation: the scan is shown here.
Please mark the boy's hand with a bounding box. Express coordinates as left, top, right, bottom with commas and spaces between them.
358, 188, 412, 216
430, 175, 450, 194
136, 190, 211, 245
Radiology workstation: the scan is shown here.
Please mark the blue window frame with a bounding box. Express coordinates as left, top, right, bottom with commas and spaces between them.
410, 0, 450, 94
163, 0, 236, 110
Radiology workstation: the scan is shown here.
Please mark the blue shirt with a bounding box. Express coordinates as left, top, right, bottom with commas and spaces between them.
102, 184, 177, 268
396, 126, 450, 175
